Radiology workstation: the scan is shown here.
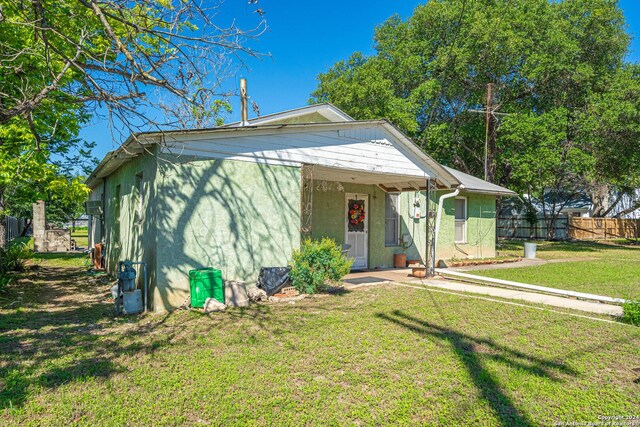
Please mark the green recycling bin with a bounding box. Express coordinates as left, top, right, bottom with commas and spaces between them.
189, 268, 224, 308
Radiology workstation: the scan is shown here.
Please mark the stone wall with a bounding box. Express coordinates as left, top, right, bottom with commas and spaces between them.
43, 229, 71, 252
32, 200, 71, 252
33, 201, 46, 252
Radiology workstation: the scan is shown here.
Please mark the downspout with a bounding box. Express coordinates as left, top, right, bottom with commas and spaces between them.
101, 178, 106, 244
433, 185, 465, 270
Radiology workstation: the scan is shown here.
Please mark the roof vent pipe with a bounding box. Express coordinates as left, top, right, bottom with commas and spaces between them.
240, 78, 249, 126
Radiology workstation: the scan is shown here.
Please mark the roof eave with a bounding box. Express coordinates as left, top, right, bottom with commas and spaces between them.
85, 133, 141, 188
379, 121, 459, 188
461, 188, 518, 196
221, 103, 355, 128
85, 119, 460, 190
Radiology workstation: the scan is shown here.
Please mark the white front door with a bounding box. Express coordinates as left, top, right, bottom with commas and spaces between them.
345, 194, 368, 270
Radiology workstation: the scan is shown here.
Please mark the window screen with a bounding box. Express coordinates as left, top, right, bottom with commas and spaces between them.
455, 198, 466, 220
385, 193, 399, 246
454, 198, 466, 243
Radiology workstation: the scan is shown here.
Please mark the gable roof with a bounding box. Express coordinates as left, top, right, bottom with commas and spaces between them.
86, 119, 459, 189
86, 104, 515, 197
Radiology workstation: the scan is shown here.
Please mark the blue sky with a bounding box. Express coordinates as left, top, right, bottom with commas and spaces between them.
82, 0, 640, 160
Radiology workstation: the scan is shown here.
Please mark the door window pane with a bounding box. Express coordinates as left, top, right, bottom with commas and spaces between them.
347, 198, 366, 232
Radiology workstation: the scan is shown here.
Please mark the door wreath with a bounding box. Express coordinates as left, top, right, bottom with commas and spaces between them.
347, 199, 366, 232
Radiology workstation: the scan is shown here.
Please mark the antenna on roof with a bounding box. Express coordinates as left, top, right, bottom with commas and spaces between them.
240, 78, 249, 126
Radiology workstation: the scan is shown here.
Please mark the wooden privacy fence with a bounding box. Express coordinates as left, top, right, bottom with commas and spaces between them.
567, 217, 640, 240
497, 215, 568, 240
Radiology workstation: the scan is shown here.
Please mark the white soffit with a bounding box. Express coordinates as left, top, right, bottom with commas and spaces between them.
312, 166, 429, 190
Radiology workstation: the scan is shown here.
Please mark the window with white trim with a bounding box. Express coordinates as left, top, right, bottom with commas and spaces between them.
454, 197, 467, 243
385, 192, 400, 246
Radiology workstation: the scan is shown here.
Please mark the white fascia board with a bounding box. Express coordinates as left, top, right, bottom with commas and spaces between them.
317, 103, 355, 122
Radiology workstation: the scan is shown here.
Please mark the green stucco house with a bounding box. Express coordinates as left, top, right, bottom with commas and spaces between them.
86, 104, 514, 312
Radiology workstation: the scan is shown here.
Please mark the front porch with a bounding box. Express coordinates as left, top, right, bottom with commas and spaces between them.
300, 166, 437, 272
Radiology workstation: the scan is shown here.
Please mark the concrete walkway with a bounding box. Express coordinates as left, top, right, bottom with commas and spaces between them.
436, 269, 625, 304
343, 268, 623, 316
447, 257, 594, 272
402, 278, 623, 317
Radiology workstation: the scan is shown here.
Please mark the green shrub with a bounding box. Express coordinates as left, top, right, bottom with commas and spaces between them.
290, 238, 353, 294
0, 274, 14, 290
622, 299, 640, 326
0, 242, 32, 290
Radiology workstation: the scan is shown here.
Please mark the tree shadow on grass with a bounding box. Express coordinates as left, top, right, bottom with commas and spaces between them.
0, 299, 176, 410
376, 310, 578, 427
0, 251, 305, 411
0, 263, 174, 410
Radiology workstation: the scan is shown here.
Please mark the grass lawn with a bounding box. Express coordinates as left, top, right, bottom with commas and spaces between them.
467, 240, 640, 299
70, 229, 89, 249
1, 254, 639, 426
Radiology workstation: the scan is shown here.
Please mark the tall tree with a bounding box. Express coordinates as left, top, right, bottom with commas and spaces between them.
311, 0, 639, 219
1, 0, 266, 140
579, 64, 640, 216
0, 116, 93, 246
0, 0, 266, 246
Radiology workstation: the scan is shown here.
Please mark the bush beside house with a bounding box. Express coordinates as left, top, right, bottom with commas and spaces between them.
290, 238, 353, 294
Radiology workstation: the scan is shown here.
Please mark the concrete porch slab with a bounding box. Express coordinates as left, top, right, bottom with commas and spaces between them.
343, 268, 419, 286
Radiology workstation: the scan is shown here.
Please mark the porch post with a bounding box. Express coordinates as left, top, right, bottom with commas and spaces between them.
300, 164, 313, 241
426, 178, 437, 276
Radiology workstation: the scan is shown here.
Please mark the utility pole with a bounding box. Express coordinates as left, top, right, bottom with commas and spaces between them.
468, 83, 507, 183
484, 83, 493, 182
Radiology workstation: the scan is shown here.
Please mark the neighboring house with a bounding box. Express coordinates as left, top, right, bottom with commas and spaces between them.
609, 189, 640, 219
501, 192, 593, 219
552, 193, 593, 218
86, 104, 514, 312
65, 214, 89, 229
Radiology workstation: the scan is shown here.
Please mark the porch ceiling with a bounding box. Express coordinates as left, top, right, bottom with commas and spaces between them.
312, 165, 442, 191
